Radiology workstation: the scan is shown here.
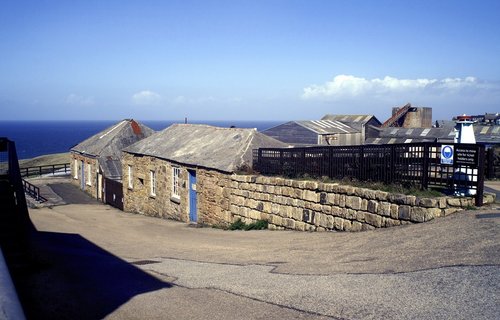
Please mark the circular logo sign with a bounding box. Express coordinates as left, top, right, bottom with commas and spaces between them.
442, 146, 453, 159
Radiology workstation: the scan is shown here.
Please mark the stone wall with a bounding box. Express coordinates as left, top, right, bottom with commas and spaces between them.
70, 153, 99, 199
119, 154, 493, 232
122, 153, 233, 225
228, 175, 489, 232
123, 153, 187, 221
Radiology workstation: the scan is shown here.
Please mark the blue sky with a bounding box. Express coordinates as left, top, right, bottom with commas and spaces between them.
1, 0, 499, 122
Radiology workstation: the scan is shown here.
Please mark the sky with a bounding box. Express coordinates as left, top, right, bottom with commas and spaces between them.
1, 0, 499, 122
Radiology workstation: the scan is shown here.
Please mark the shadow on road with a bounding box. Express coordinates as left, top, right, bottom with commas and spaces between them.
49, 183, 99, 205
15, 230, 171, 319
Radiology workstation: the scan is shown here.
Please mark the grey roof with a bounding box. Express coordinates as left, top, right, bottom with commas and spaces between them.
124, 124, 288, 172
295, 120, 359, 134
365, 124, 500, 145
474, 124, 500, 144
98, 157, 122, 180
321, 114, 381, 125
71, 119, 155, 178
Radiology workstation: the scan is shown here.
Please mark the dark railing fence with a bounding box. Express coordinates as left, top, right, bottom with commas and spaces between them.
22, 179, 47, 203
253, 142, 485, 206
485, 146, 500, 179
19, 163, 70, 178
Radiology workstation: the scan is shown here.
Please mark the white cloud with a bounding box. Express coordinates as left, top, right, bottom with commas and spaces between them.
302, 75, 497, 100
132, 90, 162, 105
65, 93, 94, 106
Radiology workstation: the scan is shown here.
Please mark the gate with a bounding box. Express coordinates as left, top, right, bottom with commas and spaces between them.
104, 178, 123, 210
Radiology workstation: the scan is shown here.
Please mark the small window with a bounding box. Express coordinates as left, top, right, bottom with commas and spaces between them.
128, 165, 133, 189
172, 167, 180, 199
73, 159, 78, 179
86, 163, 92, 186
150, 170, 156, 196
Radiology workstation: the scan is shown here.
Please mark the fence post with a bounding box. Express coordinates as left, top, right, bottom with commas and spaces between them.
329, 147, 334, 179
359, 146, 364, 180
420, 144, 429, 189
258, 149, 262, 173
486, 148, 494, 179
389, 145, 396, 183
476, 146, 485, 206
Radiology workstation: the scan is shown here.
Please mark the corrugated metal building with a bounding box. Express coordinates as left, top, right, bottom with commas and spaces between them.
262, 115, 381, 146
366, 123, 500, 146
262, 120, 361, 146
321, 114, 382, 141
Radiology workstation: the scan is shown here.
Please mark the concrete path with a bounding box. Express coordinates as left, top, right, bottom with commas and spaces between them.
485, 180, 500, 203
19, 181, 500, 319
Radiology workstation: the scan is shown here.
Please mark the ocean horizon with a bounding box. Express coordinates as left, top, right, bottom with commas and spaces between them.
0, 120, 284, 160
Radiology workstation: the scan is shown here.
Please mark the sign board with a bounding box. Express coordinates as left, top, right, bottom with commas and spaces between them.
441, 145, 454, 165
454, 146, 478, 166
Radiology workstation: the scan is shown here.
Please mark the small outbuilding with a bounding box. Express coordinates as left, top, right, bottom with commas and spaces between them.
262, 120, 361, 146
321, 114, 382, 142
122, 124, 287, 225
70, 119, 155, 208
262, 115, 381, 146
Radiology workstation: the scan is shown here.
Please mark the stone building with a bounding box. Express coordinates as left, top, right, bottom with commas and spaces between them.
70, 119, 154, 207
122, 124, 287, 225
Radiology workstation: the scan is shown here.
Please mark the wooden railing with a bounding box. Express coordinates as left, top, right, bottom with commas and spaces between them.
22, 179, 47, 203
19, 163, 70, 177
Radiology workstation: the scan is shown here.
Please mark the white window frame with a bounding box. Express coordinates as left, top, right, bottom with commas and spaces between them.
128, 165, 133, 189
172, 167, 180, 199
86, 163, 92, 186
150, 170, 156, 196
73, 159, 78, 179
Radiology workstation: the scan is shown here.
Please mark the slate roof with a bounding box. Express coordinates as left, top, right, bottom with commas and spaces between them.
123, 124, 288, 173
98, 158, 123, 180
294, 120, 359, 134
365, 124, 500, 145
71, 119, 155, 178
322, 114, 380, 124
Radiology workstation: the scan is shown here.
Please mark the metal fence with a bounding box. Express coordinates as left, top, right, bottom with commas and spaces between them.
19, 163, 70, 178
253, 142, 485, 206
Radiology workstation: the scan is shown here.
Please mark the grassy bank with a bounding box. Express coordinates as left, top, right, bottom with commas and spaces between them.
19, 153, 70, 168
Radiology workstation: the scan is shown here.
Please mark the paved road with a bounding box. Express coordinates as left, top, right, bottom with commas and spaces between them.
20, 181, 500, 319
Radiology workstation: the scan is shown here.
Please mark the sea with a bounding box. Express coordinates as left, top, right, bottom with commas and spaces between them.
0, 120, 283, 160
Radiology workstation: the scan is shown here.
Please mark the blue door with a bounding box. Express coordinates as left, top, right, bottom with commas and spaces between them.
81, 160, 85, 190
188, 170, 197, 222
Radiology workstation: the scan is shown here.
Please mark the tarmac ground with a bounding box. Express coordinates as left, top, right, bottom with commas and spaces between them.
17, 177, 500, 319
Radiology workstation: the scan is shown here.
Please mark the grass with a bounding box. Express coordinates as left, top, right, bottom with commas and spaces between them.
286, 174, 445, 198
229, 218, 268, 231
19, 152, 70, 168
